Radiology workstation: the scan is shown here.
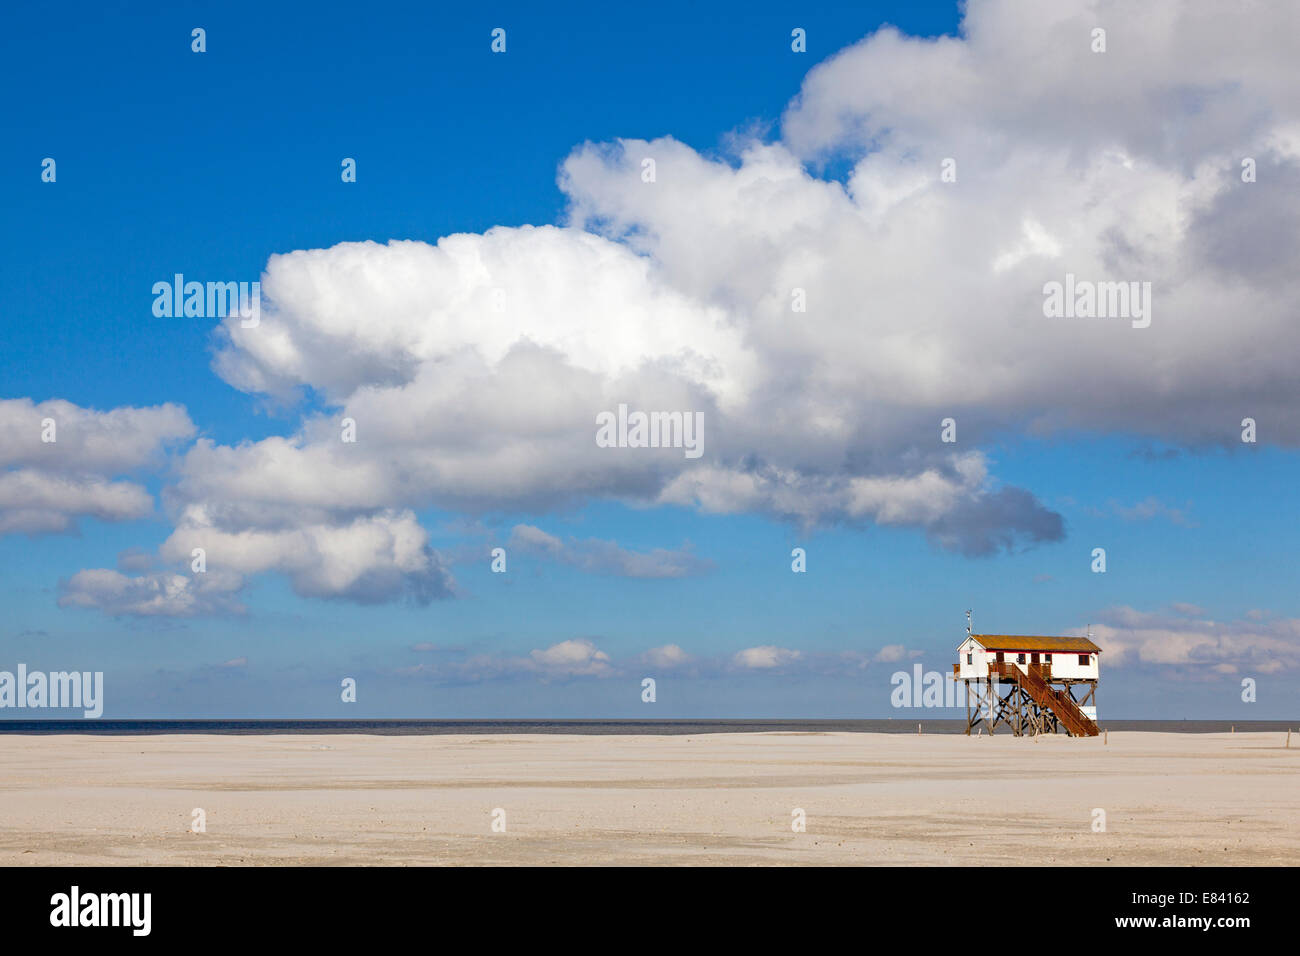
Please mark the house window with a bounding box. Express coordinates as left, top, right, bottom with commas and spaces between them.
1016, 653, 1026, 664
1044, 654, 1052, 663
995, 652, 1004, 663
1030, 652, 1040, 664
966, 653, 972, 664
1078, 654, 1090, 666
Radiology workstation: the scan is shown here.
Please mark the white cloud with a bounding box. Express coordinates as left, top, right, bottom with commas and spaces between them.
732, 646, 803, 670
641, 644, 692, 669
158, 508, 455, 604
782, 1, 1300, 164
57, 568, 245, 617
0, 399, 193, 536
528, 638, 615, 677
563, 4, 1300, 456
60, 508, 455, 615
1075, 607, 1300, 674
0, 470, 153, 534
0, 398, 194, 473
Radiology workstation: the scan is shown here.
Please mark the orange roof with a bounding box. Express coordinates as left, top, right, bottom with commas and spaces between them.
965, 634, 1101, 653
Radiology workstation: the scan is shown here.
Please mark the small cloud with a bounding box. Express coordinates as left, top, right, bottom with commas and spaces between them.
732, 645, 802, 669
527, 639, 615, 678
508, 524, 713, 579
219, 657, 248, 668
411, 642, 438, 652
873, 644, 924, 663
57, 568, 245, 617
641, 644, 692, 669
1090, 497, 1196, 527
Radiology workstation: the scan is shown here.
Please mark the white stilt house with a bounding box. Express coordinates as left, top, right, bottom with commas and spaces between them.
956, 612, 1101, 737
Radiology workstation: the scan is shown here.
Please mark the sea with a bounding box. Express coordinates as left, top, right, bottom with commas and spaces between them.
0, 719, 1292, 735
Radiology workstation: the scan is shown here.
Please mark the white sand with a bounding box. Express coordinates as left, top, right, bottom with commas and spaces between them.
0, 731, 1295, 865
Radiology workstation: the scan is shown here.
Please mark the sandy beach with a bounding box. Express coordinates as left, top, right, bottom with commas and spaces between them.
1, 731, 1296, 866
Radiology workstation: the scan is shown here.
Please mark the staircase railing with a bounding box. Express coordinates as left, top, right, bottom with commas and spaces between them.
988, 662, 1098, 737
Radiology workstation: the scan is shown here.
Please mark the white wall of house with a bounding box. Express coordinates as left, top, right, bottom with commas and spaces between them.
956, 640, 1099, 680
1038, 652, 1099, 680
956, 639, 988, 679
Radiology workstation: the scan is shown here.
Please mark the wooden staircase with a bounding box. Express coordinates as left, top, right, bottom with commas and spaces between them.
990, 663, 1099, 737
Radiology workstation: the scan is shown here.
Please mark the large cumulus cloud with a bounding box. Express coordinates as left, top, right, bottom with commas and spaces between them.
58, 0, 1300, 609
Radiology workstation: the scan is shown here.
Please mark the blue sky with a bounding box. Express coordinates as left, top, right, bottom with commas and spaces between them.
3, 1, 1299, 719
